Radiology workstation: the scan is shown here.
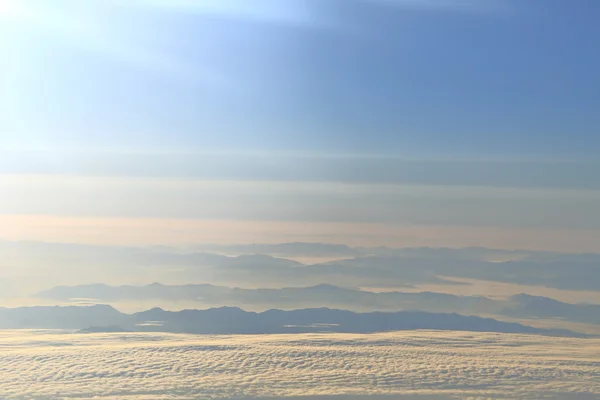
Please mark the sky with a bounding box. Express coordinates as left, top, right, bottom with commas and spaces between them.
1, 0, 599, 251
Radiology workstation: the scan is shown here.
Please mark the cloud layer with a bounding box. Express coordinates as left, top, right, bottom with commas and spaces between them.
0, 330, 599, 399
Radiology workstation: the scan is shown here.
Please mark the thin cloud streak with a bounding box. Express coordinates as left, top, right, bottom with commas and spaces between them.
2, 151, 599, 189
1, 215, 599, 253
1, 176, 599, 230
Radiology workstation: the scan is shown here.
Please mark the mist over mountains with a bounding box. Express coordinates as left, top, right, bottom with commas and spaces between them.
0, 304, 582, 337
3, 240, 600, 293
37, 283, 600, 327
3, 240, 600, 336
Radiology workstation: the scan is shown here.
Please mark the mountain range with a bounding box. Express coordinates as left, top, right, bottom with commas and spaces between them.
5, 240, 600, 294
0, 304, 584, 337
37, 283, 600, 326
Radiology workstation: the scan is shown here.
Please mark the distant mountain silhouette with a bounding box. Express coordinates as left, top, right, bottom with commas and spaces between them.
6, 239, 600, 292
37, 283, 600, 326
36, 283, 496, 312
500, 294, 600, 324
0, 305, 585, 337
0, 304, 124, 329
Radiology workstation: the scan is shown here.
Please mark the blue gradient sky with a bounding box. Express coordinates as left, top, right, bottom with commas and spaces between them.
1, 0, 599, 250
3, 0, 600, 157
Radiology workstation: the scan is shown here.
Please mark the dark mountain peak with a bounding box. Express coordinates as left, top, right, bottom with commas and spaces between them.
140, 307, 166, 315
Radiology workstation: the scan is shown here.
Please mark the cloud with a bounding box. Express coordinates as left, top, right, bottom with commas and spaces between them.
2, 175, 600, 232
3, 151, 600, 190
2, 215, 599, 254
0, 330, 598, 399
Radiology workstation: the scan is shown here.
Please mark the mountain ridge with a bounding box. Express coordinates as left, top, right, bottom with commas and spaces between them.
0, 304, 586, 337
37, 282, 600, 326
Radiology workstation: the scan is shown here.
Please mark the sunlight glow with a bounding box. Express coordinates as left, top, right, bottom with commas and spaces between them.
0, 0, 21, 17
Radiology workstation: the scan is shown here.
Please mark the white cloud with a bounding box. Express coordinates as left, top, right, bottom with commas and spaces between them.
0, 330, 598, 399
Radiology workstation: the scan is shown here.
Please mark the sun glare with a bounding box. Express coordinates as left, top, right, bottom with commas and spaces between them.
0, 0, 21, 17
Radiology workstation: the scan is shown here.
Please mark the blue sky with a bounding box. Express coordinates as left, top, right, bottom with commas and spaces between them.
0, 0, 599, 250
2, 0, 599, 158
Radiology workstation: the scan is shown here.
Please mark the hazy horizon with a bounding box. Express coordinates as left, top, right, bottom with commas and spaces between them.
1, 0, 599, 398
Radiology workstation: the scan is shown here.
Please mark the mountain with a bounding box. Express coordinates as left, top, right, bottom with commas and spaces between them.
37, 283, 600, 327
500, 294, 600, 324
310, 254, 600, 291
6, 239, 600, 292
37, 282, 497, 313
0, 304, 125, 329
0, 305, 584, 337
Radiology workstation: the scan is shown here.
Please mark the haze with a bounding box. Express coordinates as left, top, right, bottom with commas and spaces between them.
1, 0, 599, 399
